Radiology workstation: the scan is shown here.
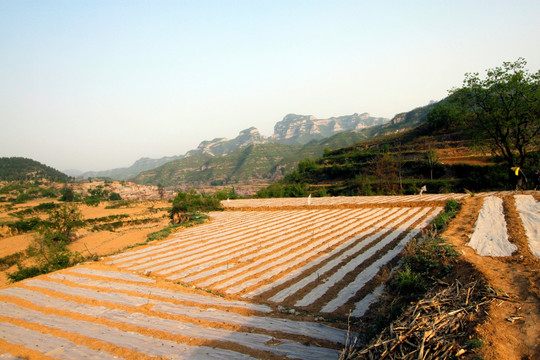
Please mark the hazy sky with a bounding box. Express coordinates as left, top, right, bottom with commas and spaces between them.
1, 1, 539, 172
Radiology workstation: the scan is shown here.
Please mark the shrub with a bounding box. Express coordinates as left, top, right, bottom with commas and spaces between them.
8, 265, 42, 282
170, 190, 222, 224
392, 265, 425, 298
432, 199, 461, 232
84, 196, 101, 206
39, 187, 58, 198
44, 204, 85, 241
402, 235, 459, 278
60, 187, 75, 202
105, 200, 134, 209
34, 202, 58, 211
6, 217, 41, 233
109, 192, 122, 201
8, 232, 84, 282
213, 187, 240, 200
0, 252, 24, 271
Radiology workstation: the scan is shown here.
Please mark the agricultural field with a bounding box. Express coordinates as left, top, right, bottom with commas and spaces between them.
0, 198, 172, 286
0, 192, 538, 359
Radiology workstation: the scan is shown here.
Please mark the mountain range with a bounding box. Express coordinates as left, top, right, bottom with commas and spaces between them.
130, 107, 433, 189
75, 113, 388, 180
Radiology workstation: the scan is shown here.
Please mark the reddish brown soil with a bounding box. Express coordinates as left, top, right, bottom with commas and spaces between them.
443, 195, 540, 359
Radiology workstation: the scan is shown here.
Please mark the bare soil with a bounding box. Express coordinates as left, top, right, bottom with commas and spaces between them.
443, 194, 540, 359
0, 200, 171, 287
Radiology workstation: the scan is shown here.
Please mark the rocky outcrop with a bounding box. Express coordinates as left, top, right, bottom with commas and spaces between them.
186, 127, 269, 157
390, 113, 407, 125
272, 113, 388, 144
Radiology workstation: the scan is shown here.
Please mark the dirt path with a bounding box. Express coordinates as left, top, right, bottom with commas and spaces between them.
443, 195, 540, 359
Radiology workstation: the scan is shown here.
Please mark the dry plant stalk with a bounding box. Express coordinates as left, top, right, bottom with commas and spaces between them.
345, 280, 490, 360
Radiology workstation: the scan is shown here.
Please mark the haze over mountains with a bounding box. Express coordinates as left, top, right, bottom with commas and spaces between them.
73, 113, 388, 180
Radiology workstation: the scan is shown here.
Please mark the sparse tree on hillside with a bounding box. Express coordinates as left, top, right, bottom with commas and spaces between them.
373, 153, 398, 193
157, 183, 165, 200
60, 186, 75, 202
44, 203, 85, 242
395, 141, 404, 190
424, 148, 439, 180
450, 58, 539, 169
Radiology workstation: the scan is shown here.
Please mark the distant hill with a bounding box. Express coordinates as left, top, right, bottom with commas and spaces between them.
81, 112, 389, 181
131, 109, 427, 189
0, 157, 71, 182
63, 169, 84, 177
133, 142, 299, 187
80, 155, 184, 180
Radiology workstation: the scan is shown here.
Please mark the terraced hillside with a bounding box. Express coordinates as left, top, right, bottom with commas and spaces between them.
0, 192, 538, 359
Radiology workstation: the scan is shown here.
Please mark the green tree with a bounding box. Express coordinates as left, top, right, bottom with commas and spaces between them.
424, 148, 439, 180
157, 183, 165, 200
43, 203, 85, 242
426, 100, 461, 130
109, 192, 122, 201
451, 58, 539, 168
60, 186, 75, 202
169, 190, 223, 224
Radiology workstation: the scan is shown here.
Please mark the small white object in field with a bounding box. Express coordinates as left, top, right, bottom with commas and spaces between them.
227, 198, 230, 203
307, 194, 311, 205
419, 185, 427, 196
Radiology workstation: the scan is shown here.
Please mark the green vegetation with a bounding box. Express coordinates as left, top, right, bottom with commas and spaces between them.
147, 214, 209, 242
83, 185, 122, 206
3, 217, 42, 234
213, 187, 240, 200
0, 182, 60, 204
367, 200, 461, 335
255, 59, 539, 196
7, 237, 84, 282
41, 204, 85, 242
7, 203, 86, 282
8, 202, 58, 218
257, 135, 513, 197
89, 216, 162, 232
449, 58, 539, 169
0, 157, 71, 182
104, 200, 135, 209
169, 190, 223, 224
0, 252, 24, 271
60, 186, 76, 202
432, 199, 461, 232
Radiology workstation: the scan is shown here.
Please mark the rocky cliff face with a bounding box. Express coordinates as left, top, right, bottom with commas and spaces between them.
186, 127, 269, 157
271, 113, 388, 144
188, 113, 390, 157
